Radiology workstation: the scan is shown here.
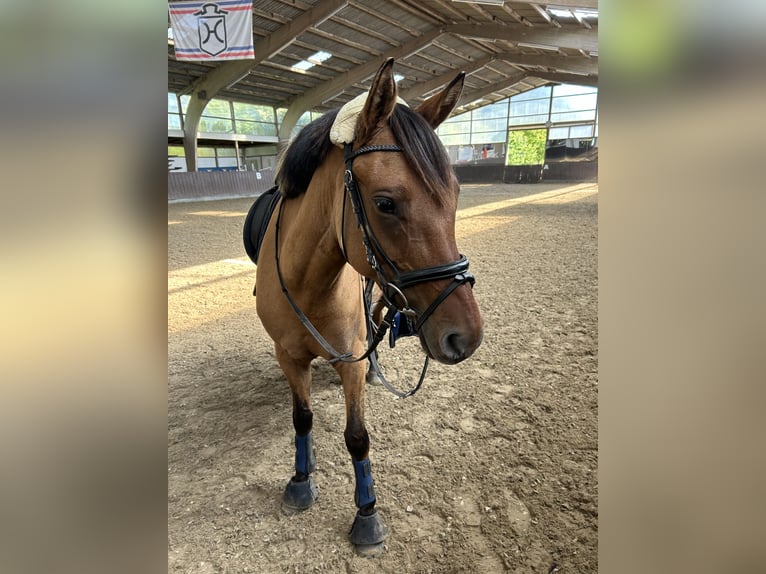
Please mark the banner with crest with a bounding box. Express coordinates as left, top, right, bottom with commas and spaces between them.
169, 1, 254, 61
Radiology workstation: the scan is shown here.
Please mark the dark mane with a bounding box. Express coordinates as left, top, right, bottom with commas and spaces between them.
276, 109, 339, 199
276, 104, 455, 201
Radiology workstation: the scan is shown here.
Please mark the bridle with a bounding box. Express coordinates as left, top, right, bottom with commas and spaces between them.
274, 142, 475, 397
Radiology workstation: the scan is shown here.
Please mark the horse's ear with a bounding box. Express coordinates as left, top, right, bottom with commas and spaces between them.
356, 58, 398, 144
415, 72, 466, 129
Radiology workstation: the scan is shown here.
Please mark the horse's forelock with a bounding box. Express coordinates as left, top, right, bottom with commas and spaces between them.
388, 104, 455, 205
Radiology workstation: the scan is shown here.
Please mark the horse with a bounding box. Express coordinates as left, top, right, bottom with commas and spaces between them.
250, 58, 484, 554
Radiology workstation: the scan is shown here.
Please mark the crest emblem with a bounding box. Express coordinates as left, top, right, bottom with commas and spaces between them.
194, 3, 228, 57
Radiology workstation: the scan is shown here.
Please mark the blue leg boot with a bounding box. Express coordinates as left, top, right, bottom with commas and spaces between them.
282, 432, 318, 513
348, 458, 388, 555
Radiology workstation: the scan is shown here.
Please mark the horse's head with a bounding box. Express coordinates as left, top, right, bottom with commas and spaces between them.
341, 59, 483, 365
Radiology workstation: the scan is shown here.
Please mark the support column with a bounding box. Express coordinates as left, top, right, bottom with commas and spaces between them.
182, 92, 209, 172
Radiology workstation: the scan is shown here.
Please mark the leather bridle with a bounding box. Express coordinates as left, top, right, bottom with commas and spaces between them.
273, 143, 475, 397
341, 144, 475, 331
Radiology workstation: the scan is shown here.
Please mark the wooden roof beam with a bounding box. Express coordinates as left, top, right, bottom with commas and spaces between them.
499, 5, 533, 27
573, 10, 593, 29
400, 54, 499, 102
278, 27, 444, 141
447, 22, 598, 53
455, 71, 529, 110
531, 71, 598, 86
540, 0, 598, 8
278, 22, 597, 140
500, 53, 597, 75
530, 3, 562, 28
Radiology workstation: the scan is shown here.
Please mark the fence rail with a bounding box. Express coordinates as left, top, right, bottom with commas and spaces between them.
168, 169, 275, 202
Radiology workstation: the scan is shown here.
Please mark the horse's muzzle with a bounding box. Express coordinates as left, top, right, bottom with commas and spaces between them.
418, 304, 484, 365
440, 329, 484, 364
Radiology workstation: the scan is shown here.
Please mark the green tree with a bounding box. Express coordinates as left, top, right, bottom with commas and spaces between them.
506, 128, 547, 165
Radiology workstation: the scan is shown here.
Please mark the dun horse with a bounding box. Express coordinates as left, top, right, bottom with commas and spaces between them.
247, 59, 483, 553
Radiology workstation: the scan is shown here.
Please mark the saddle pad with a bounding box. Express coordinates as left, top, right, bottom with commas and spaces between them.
243, 186, 281, 264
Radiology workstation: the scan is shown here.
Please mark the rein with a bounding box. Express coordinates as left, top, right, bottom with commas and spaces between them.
273, 143, 475, 398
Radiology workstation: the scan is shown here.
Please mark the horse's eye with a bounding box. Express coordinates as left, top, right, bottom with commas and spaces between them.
374, 197, 396, 215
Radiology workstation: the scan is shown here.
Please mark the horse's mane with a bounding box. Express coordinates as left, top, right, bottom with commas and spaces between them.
275, 109, 338, 199
276, 105, 454, 203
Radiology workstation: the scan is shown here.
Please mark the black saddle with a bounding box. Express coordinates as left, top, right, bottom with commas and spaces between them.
243, 186, 281, 265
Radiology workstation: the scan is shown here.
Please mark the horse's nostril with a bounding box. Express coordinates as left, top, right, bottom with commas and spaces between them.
443, 332, 468, 362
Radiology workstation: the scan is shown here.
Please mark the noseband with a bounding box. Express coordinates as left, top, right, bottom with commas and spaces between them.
273, 143, 475, 398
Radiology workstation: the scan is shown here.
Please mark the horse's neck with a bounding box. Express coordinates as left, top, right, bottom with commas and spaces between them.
279, 158, 346, 291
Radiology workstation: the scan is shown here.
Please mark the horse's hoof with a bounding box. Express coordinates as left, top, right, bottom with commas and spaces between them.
365, 370, 383, 386
349, 509, 388, 549
281, 477, 318, 513
354, 542, 385, 557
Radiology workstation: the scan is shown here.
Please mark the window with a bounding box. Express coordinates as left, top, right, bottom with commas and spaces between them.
438, 102, 511, 160
471, 131, 506, 145
552, 84, 596, 97
168, 93, 179, 113
204, 99, 231, 117
237, 121, 277, 137
439, 133, 471, 147
168, 93, 182, 131
295, 111, 313, 127
443, 110, 471, 124
439, 120, 471, 136
431, 83, 599, 165
509, 96, 549, 126
551, 110, 597, 123
233, 102, 274, 123
472, 102, 507, 120
551, 93, 598, 114
200, 99, 234, 134
510, 98, 549, 118
168, 114, 182, 130
511, 85, 552, 102
569, 124, 594, 138
472, 118, 507, 133
548, 126, 569, 140
235, 101, 278, 137
199, 117, 234, 133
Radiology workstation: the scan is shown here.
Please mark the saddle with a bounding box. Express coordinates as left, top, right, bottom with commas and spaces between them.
243, 185, 281, 265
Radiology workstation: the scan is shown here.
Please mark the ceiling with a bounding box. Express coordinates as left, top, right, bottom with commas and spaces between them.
168, 0, 597, 121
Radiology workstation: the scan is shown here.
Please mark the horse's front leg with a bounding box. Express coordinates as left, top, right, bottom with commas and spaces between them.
276, 343, 319, 513
334, 360, 389, 554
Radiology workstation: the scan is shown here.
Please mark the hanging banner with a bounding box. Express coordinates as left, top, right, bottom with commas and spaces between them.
169, 1, 254, 61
